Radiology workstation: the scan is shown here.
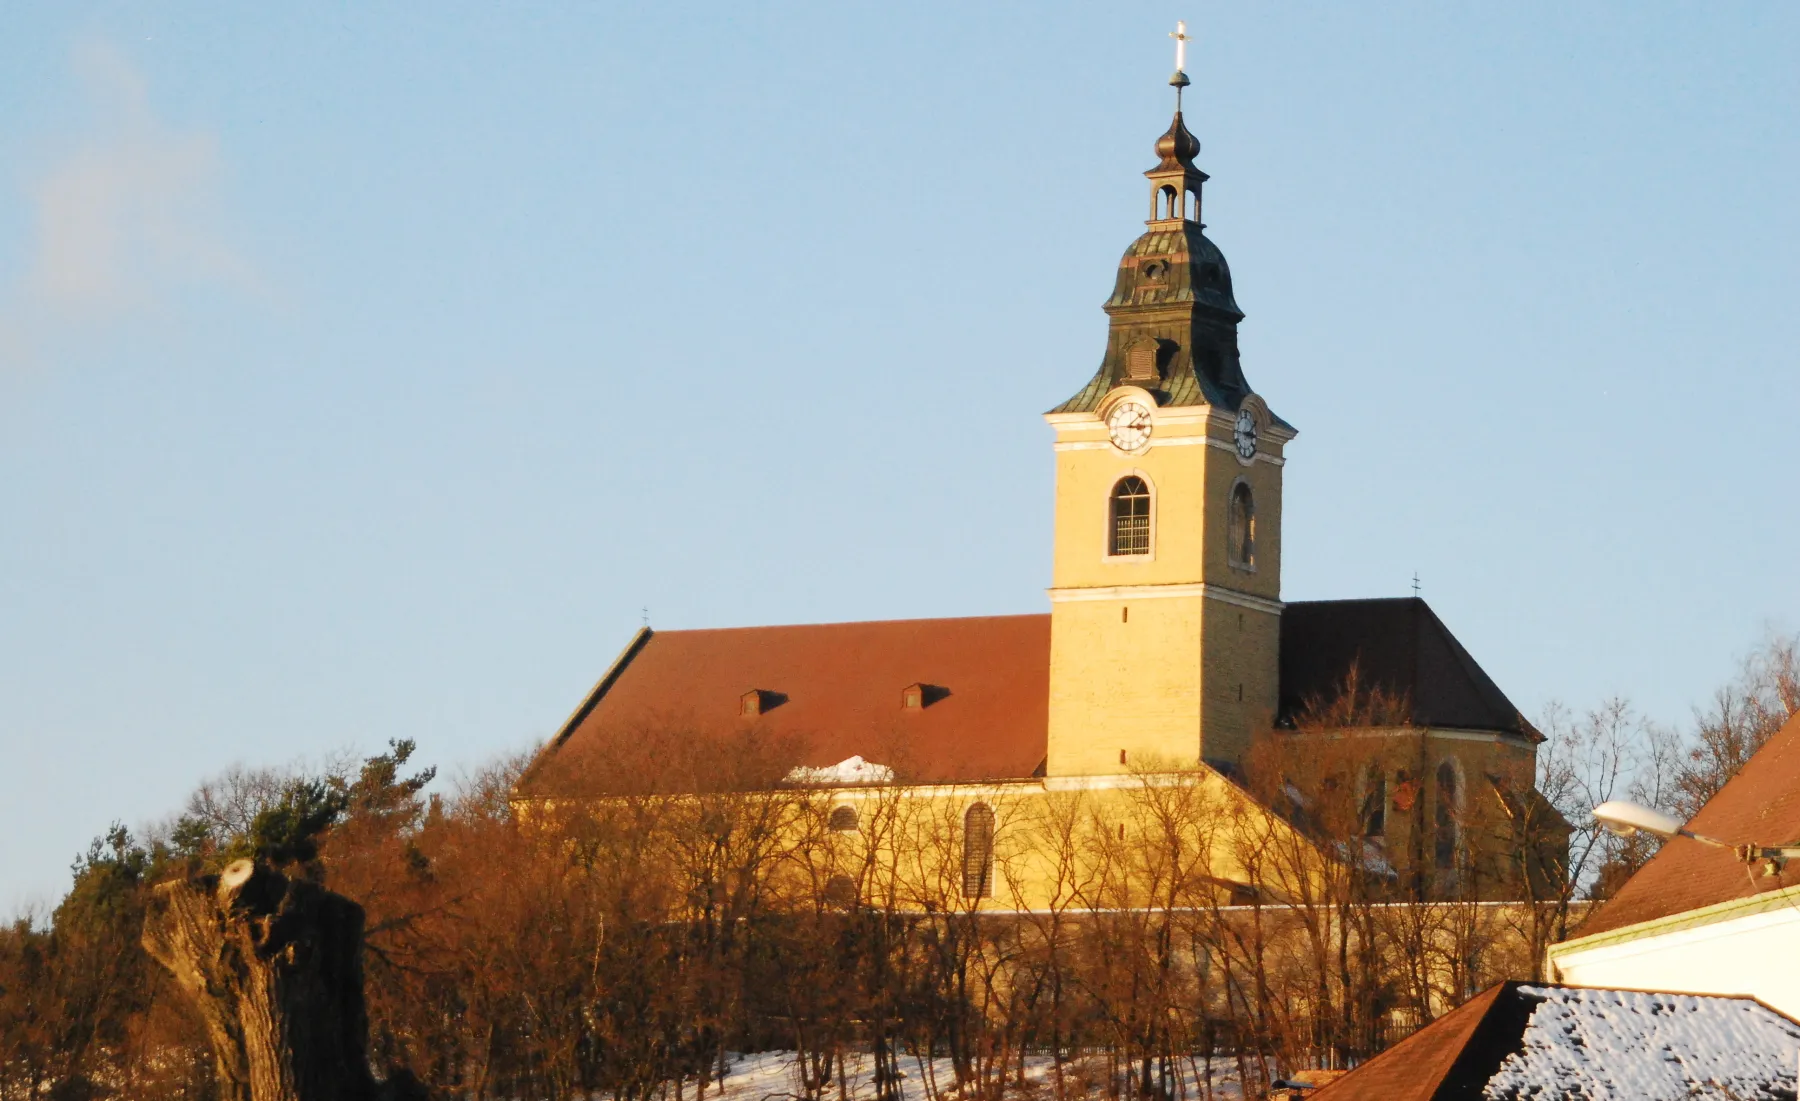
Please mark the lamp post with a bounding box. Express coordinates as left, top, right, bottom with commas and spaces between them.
1593, 800, 1800, 877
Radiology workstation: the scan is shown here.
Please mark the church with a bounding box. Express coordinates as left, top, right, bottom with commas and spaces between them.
517, 72, 1562, 907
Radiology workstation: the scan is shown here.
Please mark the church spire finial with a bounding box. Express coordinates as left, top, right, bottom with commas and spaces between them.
1168, 20, 1193, 109
1150, 20, 1203, 189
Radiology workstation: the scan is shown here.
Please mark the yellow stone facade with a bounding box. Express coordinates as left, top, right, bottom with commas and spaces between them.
794, 771, 1320, 914
1046, 392, 1294, 776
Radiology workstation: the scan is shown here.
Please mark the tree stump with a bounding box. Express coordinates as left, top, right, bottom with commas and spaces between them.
142, 859, 380, 1101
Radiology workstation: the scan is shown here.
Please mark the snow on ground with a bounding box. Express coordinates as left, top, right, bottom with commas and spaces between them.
1484, 986, 1800, 1101
689, 1051, 1253, 1101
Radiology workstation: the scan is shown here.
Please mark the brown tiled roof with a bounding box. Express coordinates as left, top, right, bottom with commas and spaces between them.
1577, 710, 1800, 939
520, 601, 1532, 796
1308, 984, 1509, 1101
517, 615, 1051, 795
1280, 598, 1541, 742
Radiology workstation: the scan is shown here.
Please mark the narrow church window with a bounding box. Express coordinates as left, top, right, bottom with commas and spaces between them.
1228, 481, 1255, 568
1110, 476, 1151, 556
1362, 763, 1386, 839
1435, 761, 1460, 874
828, 805, 858, 832
962, 803, 995, 898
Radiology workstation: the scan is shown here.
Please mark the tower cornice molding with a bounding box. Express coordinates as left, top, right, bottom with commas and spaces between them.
1047, 582, 1284, 616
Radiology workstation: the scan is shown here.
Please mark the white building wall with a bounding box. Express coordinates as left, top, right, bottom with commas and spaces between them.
1550, 897, 1800, 1020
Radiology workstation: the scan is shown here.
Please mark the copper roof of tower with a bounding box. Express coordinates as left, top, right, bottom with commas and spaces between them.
1151, 110, 1203, 173
1049, 106, 1291, 423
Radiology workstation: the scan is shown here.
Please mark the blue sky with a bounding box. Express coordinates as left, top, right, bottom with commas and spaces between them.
1, 4, 1795, 911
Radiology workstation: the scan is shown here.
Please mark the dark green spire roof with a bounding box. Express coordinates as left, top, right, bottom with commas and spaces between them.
1050, 108, 1286, 431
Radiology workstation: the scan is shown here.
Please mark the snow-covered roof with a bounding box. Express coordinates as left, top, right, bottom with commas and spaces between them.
1485, 986, 1800, 1100
1312, 981, 1800, 1101
786, 755, 895, 786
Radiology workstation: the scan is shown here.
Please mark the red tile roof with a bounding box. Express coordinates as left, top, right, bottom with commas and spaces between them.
1578, 710, 1800, 939
518, 602, 1536, 797
517, 615, 1052, 795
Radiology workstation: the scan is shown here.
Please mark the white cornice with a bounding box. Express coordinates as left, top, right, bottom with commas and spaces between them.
1047, 404, 1296, 443
1314, 726, 1536, 747
800, 768, 1234, 798
1048, 582, 1283, 615
1042, 771, 1211, 792
1051, 436, 1286, 465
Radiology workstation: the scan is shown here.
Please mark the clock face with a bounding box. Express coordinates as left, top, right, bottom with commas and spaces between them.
1233, 408, 1258, 461
1107, 401, 1153, 452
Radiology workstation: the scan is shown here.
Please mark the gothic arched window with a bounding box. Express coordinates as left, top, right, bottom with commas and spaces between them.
962, 803, 995, 899
1110, 476, 1151, 556
1435, 760, 1461, 874
1361, 763, 1386, 840
1228, 481, 1255, 568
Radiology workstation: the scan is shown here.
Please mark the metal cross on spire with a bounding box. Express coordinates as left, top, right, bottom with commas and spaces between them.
1168, 19, 1193, 105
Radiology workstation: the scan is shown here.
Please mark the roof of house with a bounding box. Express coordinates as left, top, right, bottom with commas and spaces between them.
517, 615, 1052, 795
1577, 710, 1800, 939
518, 599, 1532, 796
1279, 598, 1540, 742
1311, 982, 1800, 1101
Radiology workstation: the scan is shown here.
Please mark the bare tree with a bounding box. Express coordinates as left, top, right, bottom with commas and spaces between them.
1666, 633, 1799, 820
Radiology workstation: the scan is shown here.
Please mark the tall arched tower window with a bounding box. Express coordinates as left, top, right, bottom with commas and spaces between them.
1361, 763, 1386, 840
1110, 476, 1152, 556
1228, 481, 1255, 568
1435, 760, 1461, 876
962, 803, 995, 898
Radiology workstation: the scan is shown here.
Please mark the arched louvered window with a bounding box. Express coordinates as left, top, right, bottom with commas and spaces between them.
962, 803, 995, 899
1361, 763, 1386, 840
828, 805, 858, 832
1110, 476, 1152, 556
1228, 481, 1255, 568
1435, 761, 1461, 873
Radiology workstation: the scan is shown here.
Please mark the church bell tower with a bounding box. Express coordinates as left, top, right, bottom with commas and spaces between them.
1044, 44, 1296, 777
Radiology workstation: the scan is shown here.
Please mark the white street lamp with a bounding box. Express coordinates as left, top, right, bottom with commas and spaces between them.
1593, 799, 1800, 877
